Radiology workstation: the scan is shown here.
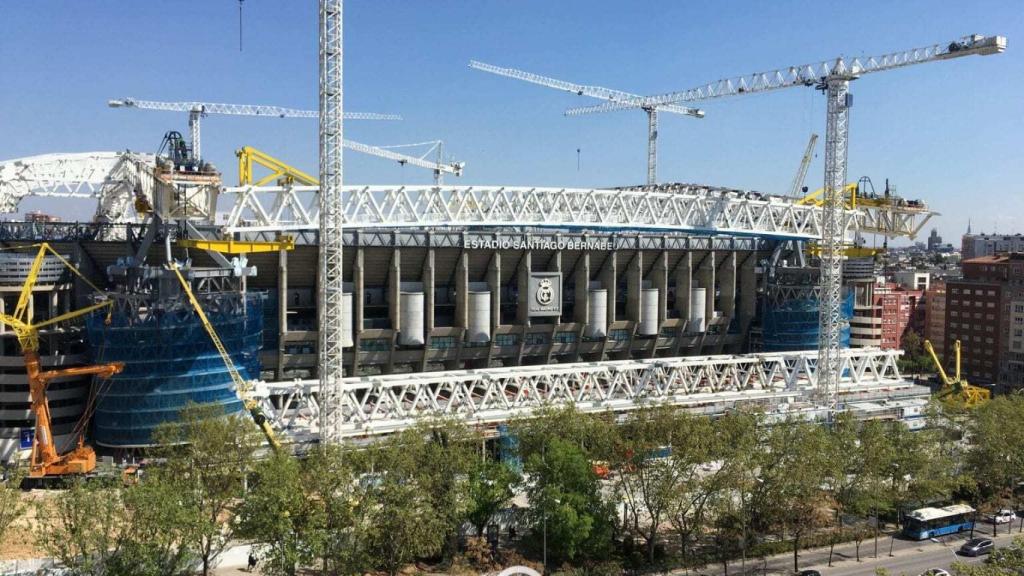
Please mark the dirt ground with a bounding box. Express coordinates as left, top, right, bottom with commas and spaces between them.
1, 490, 52, 560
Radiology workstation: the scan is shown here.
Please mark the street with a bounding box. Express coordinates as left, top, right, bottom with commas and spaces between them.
691, 523, 1024, 576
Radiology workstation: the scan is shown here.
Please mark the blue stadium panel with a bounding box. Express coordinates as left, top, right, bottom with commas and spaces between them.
84, 295, 262, 447
762, 291, 854, 352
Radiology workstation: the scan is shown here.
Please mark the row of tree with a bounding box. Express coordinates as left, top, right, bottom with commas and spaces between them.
2, 395, 1024, 575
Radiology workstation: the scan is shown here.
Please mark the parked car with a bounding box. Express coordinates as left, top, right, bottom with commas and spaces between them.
918, 570, 951, 576
798, 571, 823, 576
960, 537, 995, 556
987, 509, 1018, 524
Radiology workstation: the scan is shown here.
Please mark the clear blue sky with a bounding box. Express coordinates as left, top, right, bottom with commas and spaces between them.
1, 1, 1021, 244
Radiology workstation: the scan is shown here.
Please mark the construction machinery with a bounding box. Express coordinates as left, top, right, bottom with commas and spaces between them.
924, 339, 990, 409
563, 34, 1005, 413
788, 134, 818, 198
168, 262, 281, 450
0, 244, 123, 478
108, 98, 400, 163
469, 60, 704, 185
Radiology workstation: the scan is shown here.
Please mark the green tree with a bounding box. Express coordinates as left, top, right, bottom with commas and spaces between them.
511, 404, 615, 463
106, 474, 199, 576
151, 402, 262, 576
750, 418, 831, 573
303, 444, 373, 576
886, 413, 961, 518
408, 419, 477, 560
823, 415, 895, 564
466, 457, 520, 538
236, 453, 315, 576
614, 406, 714, 565
524, 436, 614, 567
364, 429, 446, 576
34, 480, 127, 576
966, 396, 1024, 514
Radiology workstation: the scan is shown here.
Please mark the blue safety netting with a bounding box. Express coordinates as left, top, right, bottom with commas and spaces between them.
84, 295, 262, 447
762, 291, 854, 352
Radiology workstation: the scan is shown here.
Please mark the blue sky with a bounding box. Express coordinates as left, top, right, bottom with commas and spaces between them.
1, 1, 1021, 244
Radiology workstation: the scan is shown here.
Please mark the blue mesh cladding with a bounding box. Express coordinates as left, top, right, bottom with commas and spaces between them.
84, 294, 263, 447
762, 291, 853, 352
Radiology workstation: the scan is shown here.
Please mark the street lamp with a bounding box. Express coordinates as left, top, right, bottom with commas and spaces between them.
929, 537, 959, 562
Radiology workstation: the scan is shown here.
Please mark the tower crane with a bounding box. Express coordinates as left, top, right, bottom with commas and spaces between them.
110, 98, 463, 183
468, 60, 705, 186
563, 34, 1006, 413
108, 98, 401, 163
788, 133, 818, 198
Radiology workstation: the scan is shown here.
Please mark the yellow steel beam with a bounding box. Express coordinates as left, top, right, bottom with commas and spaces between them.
177, 236, 295, 254
236, 145, 318, 187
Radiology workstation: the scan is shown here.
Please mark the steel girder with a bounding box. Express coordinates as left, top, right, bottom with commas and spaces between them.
220, 183, 856, 239
252, 347, 908, 438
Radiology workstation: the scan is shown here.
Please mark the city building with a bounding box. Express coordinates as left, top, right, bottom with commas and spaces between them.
893, 271, 930, 291
945, 254, 1024, 387
924, 280, 947, 360
927, 228, 943, 251
850, 278, 924, 350
961, 233, 1024, 260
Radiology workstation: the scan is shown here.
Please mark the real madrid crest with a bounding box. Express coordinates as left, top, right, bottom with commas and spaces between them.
535, 278, 553, 306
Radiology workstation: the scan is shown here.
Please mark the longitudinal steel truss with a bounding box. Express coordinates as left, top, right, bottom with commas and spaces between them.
220, 183, 854, 239
252, 347, 909, 438
0, 152, 157, 224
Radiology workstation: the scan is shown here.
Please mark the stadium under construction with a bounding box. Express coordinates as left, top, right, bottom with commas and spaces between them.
0, 23, 1007, 471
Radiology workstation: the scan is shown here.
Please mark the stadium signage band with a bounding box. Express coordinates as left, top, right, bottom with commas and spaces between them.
466, 237, 614, 251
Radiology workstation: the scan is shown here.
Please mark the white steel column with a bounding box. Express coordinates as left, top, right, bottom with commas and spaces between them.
817, 78, 851, 417
188, 109, 202, 162
318, 0, 345, 444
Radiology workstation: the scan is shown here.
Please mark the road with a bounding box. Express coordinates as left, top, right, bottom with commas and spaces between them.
690, 522, 1024, 576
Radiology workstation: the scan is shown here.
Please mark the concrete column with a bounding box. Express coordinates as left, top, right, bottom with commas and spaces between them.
353, 248, 365, 338
697, 251, 715, 323
599, 252, 617, 325
719, 251, 737, 321
455, 251, 469, 330
422, 249, 435, 333
277, 247, 288, 380
738, 253, 757, 333
650, 251, 668, 325
487, 252, 501, 334
675, 252, 692, 322
574, 253, 591, 325
388, 248, 401, 333
626, 253, 642, 324
516, 252, 532, 326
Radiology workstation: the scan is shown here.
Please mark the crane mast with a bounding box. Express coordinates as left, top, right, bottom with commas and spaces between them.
318, 0, 344, 444
561, 34, 1005, 414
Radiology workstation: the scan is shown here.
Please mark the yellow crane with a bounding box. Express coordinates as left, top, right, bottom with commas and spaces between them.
0, 244, 124, 479
924, 339, 991, 409
167, 262, 281, 450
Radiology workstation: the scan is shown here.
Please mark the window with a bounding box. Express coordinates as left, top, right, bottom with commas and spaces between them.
524, 332, 549, 346
608, 329, 630, 342
553, 331, 577, 344
989, 290, 996, 296
988, 302, 996, 308
430, 336, 457, 350
494, 334, 518, 347
964, 289, 973, 295
359, 338, 391, 352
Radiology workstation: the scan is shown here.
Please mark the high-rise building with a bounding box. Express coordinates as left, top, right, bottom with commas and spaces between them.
849, 278, 924, 350
927, 229, 943, 252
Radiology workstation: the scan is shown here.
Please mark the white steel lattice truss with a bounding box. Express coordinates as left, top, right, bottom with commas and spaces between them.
0, 152, 158, 224
252, 348, 910, 438
220, 184, 861, 239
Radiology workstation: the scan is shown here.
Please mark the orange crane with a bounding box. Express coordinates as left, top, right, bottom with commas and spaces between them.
0, 243, 123, 478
